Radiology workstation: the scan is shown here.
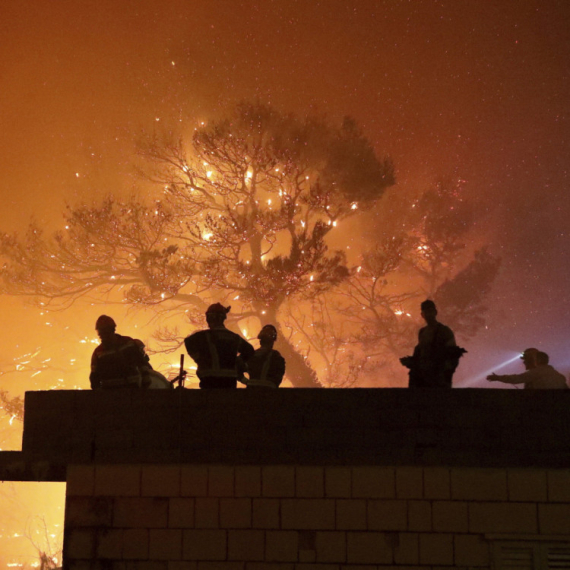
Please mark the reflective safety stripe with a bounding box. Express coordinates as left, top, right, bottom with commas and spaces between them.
197, 330, 242, 379
205, 331, 221, 372
198, 369, 239, 378
97, 340, 138, 357
246, 378, 277, 388
101, 374, 141, 388
260, 351, 273, 382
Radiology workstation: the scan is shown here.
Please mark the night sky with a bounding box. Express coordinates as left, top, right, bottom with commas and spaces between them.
1, 0, 570, 382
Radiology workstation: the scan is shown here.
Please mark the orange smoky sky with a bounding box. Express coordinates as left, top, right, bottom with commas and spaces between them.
0, 0, 569, 562
0, 0, 569, 379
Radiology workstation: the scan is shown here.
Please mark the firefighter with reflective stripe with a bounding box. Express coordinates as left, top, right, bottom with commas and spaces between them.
90, 315, 153, 390
243, 324, 286, 389
184, 304, 255, 389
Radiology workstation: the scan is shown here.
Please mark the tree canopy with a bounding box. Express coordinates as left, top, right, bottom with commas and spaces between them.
0, 103, 499, 387
1, 103, 396, 387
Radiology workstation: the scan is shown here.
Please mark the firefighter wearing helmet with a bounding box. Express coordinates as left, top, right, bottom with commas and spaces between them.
90, 315, 154, 389
240, 324, 286, 389
487, 348, 568, 389
184, 304, 255, 389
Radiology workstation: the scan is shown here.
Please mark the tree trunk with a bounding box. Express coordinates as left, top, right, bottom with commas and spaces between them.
256, 305, 322, 388
273, 323, 322, 388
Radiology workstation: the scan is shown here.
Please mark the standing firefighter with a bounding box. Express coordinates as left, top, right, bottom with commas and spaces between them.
90, 315, 153, 389
400, 300, 466, 388
184, 304, 255, 389
242, 324, 286, 389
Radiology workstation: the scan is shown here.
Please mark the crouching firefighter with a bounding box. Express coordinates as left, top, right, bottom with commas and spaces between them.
90, 315, 154, 390
184, 304, 255, 389
241, 324, 286, 389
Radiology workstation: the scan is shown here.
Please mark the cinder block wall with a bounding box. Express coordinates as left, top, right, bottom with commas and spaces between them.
64, 463, 570, 569
15, 390, 570, 569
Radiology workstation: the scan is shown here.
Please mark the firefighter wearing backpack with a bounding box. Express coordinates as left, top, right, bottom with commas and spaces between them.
90, 315, 153, 390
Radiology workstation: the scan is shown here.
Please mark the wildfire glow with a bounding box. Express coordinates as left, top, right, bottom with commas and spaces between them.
2, 2, 562, 562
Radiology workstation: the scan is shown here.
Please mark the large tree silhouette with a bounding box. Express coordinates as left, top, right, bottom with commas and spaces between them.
0, 106, 500, 388
0, 103, 395, 387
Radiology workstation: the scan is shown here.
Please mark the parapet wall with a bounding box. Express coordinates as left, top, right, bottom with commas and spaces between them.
20, 388, 570, 470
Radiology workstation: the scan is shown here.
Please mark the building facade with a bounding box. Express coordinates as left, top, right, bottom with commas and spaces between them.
1, 389, 569, 569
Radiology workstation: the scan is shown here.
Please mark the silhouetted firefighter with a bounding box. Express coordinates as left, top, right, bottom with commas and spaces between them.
90, 315, 154, 389
400, 300, 466, 388
184, 304, 255, 389
487, 348, 568, 389
240, 324, 286, 389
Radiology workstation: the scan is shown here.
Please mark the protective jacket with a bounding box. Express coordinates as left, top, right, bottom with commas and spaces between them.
90, 335, 151, 389
493, 364, 568, 389
245, 348, 286, 388
184, 327, 254, 388
409, 321, 459, 388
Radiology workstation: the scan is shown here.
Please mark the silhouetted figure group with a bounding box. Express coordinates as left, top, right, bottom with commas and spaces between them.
184, 305, 285, 389
90, 298, 566, 390
487, 347, 567, 389
90, 305, 286, 390
184, 303, 254, 389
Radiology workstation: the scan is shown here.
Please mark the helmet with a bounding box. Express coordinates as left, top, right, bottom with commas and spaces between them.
206, 303, 231, 315
258, 324, 277, 341
536, 351, 549, 366
521, 347, 539, 360
95, 315, 116, 331
420, 299, 437, 311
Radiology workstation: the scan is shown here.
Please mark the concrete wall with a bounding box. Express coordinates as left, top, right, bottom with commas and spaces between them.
64, 463, 570, 569
9, 389, 570, 568
21, 389, 570, 468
